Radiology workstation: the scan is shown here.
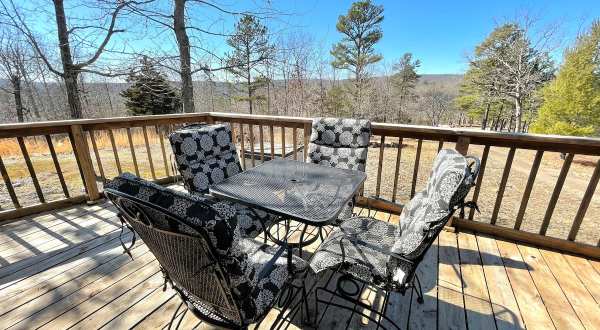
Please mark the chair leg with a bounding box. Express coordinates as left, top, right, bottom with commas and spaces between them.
167, 300, 184, 330
413, 274, 424, 304
174, 308, 188, 329
375, 291, 391, 330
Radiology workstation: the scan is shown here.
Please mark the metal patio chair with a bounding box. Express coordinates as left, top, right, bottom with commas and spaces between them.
105, 173, 307, 329
169, 123, 277, 238
307, 117, 372, 223
309, 149, 480, 329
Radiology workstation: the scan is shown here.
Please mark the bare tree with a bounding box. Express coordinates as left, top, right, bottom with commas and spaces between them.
419, 85, 453, 126
0, 30, 27, 122
1, 0, 132, 118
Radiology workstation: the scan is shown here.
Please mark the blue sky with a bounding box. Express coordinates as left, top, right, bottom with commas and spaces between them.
271, 0, 600, 74
21, 0, 600, 76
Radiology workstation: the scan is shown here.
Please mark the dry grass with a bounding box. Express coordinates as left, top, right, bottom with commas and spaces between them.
1, 125, 598, 247
0, 128, 162, 157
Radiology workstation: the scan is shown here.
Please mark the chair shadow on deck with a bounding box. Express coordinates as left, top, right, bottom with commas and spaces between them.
267, 244, 527, 330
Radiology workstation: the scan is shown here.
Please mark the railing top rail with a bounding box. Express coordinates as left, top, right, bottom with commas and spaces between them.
1, 112, 600, 154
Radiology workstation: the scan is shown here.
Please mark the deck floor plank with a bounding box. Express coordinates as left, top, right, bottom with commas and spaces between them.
563, 254, 600, 304
437, 230, 467, 330
0, 203, 597, 330
0, 227, 124, 290
517, 244, 584, 329
407, 237, 438, 330
1, 246, 153, 329
0, 233, 136, 316
495, 239, 556, 330
457, 231, 496, 330
539, 249, 600, 330
475, 234, 525, 330
102, 285, 177, 329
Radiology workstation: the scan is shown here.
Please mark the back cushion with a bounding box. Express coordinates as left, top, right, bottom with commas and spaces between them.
169, 124, 242, 194
105, 173, 240, 257
393, 149, 473, 259
308, 118, 371, 172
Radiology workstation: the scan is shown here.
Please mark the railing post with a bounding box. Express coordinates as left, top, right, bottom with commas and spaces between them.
205, 113, 214, 124
70, 124, 101, 202
455, 136, 470, 155
447, 135, 470, 229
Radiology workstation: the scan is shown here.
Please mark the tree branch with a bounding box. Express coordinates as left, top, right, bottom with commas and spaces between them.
74, 2, 128, 69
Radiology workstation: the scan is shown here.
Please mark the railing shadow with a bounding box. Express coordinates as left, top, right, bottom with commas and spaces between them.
0, 221, 123, 287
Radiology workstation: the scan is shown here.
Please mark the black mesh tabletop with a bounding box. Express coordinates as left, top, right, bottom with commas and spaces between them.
210, 159, 367, 225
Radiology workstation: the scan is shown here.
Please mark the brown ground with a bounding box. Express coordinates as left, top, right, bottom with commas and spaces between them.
1, 128, 598, 246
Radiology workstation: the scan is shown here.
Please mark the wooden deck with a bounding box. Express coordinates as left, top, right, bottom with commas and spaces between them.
1, 200, 600, 330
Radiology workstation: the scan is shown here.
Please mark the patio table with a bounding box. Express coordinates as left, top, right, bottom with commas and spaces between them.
210, 159, 366, 226
210, 159, 366, 269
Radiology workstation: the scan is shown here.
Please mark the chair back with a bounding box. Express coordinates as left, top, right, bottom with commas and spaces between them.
169, 123, 242, 194
105, 173, 244, 327
392, 149, 480, 263
308, 117, 371, 172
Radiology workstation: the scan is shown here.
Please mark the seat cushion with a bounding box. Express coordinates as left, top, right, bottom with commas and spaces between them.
169, 124, 242, 194
105, 173, 240, 257
231, 202, 278, 238
232, 238, 307, 323
310, 217, 413, 287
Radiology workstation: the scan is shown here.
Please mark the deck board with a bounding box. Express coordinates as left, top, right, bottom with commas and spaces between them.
0, 202, 599, 329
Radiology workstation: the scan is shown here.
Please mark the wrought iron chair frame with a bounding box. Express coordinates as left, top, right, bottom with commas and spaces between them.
105, 188, 291, 329
312, 155, 481, 330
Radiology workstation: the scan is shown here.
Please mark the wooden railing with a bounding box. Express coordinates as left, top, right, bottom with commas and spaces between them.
0, 112, 599, 259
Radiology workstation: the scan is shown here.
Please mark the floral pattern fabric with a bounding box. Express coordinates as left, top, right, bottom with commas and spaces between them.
308, 118, 371, 172
105, 173, 306, 325
308, 118, 371, 223
169, 124, 241, 194
169, 124, 277, 238
310, 149, 478, 289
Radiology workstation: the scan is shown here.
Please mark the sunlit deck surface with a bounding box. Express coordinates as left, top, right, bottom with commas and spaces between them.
1, 194, 600, 329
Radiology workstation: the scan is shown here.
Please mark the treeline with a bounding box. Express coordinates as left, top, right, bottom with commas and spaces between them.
0, 1, 598, 136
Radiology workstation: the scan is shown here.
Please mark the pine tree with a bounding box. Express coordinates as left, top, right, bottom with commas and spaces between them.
392, 53, 420, 123
331, 0, 384, 116
120, 57, 182, 116
466, 23, 554, 131
226, 15, 272, 114
531, 21, 600, 136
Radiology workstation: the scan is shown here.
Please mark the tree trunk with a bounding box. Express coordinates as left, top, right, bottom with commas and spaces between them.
18, 62, 41, 120
245, 43, 253, 114
482, 103, 490, 130
514, 96, 522, 132
54, 0, 83, 119
173, 0, 195, 113
11, 77, 24, 122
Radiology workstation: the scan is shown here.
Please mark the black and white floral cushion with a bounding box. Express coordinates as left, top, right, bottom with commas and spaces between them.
169, 124, 242, 194
308, 117, 371, 172
308, 118, 371, 223
309, 217, 407, 287
310, 149, 477, 289
105, 173, 306, 324
105, 172, 240, 257
169, 124, 277, 238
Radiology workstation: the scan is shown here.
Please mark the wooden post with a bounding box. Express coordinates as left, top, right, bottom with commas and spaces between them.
447, 135, 470, 229
455, 136, 470, 155
303, 122, 310, 162
70, 124, 101, 202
